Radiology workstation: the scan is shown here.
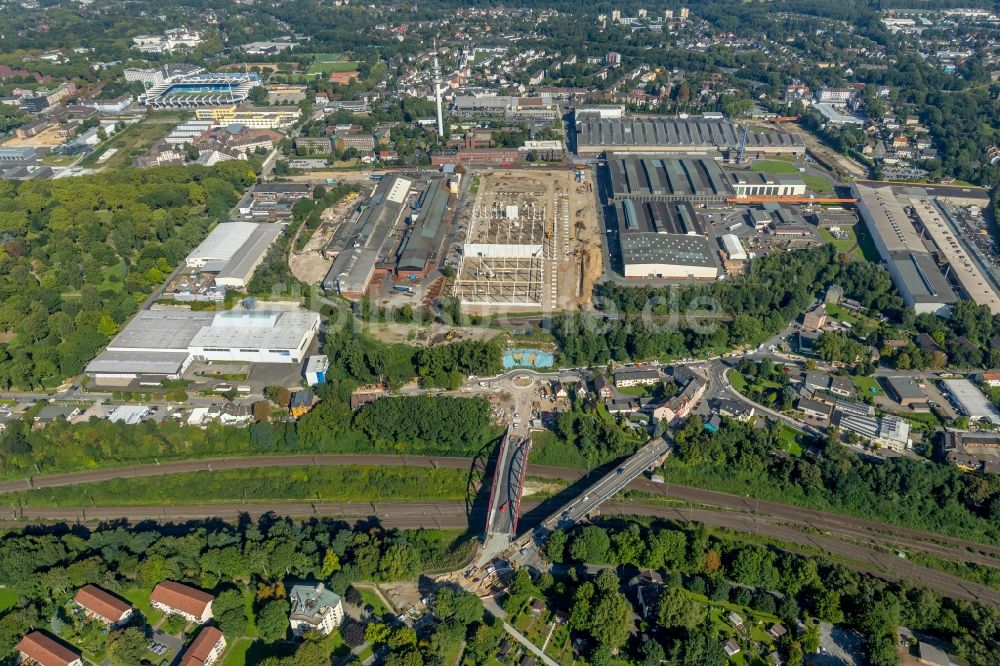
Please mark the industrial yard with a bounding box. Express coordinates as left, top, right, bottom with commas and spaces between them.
453, 169, 601, 311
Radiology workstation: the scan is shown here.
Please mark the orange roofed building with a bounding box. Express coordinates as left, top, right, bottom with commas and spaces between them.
16, 632, 82, 666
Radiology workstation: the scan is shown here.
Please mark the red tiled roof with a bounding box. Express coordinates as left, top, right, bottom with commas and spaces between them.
151, 581, 214, 618
179, 627, 224, 666
17, 632, 80, 666
73, 585, 132, 623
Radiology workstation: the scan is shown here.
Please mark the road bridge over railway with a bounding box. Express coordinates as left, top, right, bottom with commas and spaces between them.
468, 436, 672, 588
481, 429, 531, 562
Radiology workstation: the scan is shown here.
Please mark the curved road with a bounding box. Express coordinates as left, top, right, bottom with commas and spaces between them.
3, 455, 1000, 569
4, 498, 998, 609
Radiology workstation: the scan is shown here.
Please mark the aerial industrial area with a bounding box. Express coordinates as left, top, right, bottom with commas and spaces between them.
2, 0, 1000, 666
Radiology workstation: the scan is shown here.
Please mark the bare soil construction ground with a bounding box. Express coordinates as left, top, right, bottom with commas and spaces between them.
288, 192, 360, 284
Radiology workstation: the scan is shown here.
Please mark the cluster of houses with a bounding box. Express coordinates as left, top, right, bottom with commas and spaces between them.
15, 580, 343, 666
631, 571, 786, 665
592, 365, 709, 429
795, 370, 912, 451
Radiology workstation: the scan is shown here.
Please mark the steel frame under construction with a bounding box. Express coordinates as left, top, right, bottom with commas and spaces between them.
454, 180, 551, 306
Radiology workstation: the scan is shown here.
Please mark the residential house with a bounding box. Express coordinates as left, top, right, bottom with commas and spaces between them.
768, 624, 787, 640
716, 399, 754, 422
630, 571, 663, 620
829, 376, 856, 398
592, 375, 613, 399
978, 371, 1000, 388
727, 612, 743, 629
529, 598, 546, 615
73, 585, 134, 627
801, 305, 827, 331
33, 405, 81, 425
552, 381, 568, 399
803, 371, 830, 394
150, 581, 214, 624
179, 626, 226, 666
798, 396, 833, 421
289, 391, 316, 419
16, 632, 82, 666
220, 403, 252, 426
723, 639, 740, 658
288, 583, 344, 637
651, 376, 707, 425
613, 367, 661, 387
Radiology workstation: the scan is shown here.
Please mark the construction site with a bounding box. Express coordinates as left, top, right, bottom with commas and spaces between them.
453, 169, 601, 311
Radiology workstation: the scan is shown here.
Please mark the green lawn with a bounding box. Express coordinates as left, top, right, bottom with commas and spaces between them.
222, 637, 253, 666
80, 119, 178, 171
359, 587, 391, 619
852, 375, 882, 397
823, 303, 863, 326
819, 226, 862, 258
469, 175, 480, 194
803, 174, 834, 194
750, 160, 799, 174
120, 585, 164, 626
854, 223, 882, 263
777, 425, 803, 456
727, 369, 747, 394
307, 54, 363, 75
0, 588, 17, 613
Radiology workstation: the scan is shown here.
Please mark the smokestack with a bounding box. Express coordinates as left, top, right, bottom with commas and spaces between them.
434, 40, 444, 138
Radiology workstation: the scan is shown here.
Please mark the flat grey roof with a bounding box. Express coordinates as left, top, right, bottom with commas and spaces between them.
86, 350, 192, 375
398, 177, 449, 272
620, 233, 716, 268
186, 222, 260, 271
577, 118, 804, 152
189, 311, 319, 350
216, 223, 283, 284
890, 251, 959, 305
107, 311, 215, 351
942, 379, 1000, 423
885, 376, 925, 400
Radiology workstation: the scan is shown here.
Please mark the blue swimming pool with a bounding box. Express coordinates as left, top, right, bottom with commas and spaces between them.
503, 348, 554, 369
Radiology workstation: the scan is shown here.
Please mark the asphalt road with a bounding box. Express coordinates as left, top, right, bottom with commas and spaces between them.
5, 498, 998, 609
4, 454, 1000, 570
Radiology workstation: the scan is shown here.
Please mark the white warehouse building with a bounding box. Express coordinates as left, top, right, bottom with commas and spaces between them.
185, 222, 284, 289
85, 309, 320, 384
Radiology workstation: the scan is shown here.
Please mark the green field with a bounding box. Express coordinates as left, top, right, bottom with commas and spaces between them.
0, 588, 17, 613
824, 302, 864, 326
854, 223, 882, 262
819, 226, 860, 257
852, 375, 882, 397
803, 174, 834, 193
777, 425, 803, 456
529, 430, 588, 469
0, 466, 470, 508
308, 54, 362, 75
750, 160, 799, 174
80, 117, 180, 171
